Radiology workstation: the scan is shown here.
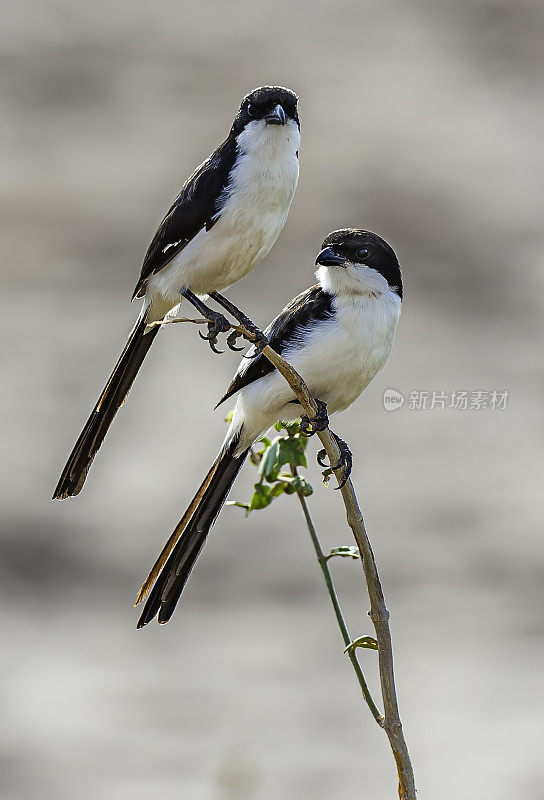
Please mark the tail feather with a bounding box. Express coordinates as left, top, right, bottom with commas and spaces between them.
53, 317, 159, 500
136, 439, 248, 628
134, 460, 219, 606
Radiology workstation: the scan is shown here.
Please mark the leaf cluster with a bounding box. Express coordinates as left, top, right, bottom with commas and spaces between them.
228, 422, 313, 515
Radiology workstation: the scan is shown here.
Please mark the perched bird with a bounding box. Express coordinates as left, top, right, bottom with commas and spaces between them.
136, 228, 403, 628
53, 86, 300, 500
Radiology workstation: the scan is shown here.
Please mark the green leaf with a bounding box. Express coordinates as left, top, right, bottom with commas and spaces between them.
344, 636, 379, 654
249, 436, 272, 467
278, 436, 307, 469
259, 437, 282, 482
258, 433, 308, 481
250, 483, 273, 511
275, 420, 305, 437
229, 425, 314, 515
328, 546, 360, 560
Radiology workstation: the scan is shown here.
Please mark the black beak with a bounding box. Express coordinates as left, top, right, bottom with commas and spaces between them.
315, 247, 346, 267
265, 104, 286, 126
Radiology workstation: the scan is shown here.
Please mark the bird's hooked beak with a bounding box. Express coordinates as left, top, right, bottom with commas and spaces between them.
315, 247, 346, 268
265, 104, 286, 126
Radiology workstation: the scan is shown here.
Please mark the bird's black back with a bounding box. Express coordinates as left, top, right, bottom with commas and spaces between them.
216, 285, 334, 408
132, 135, 237, 299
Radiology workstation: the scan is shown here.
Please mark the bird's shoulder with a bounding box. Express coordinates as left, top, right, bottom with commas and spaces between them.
132, 135, 237, 299
216, 285, 335, 407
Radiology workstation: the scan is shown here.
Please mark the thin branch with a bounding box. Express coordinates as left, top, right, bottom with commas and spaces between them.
290, 464, 383, 724
148, 317, 210, 327
165, 314, 416, 800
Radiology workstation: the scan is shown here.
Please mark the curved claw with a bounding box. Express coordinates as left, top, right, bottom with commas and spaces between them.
181, 290, 231, 353
317, 447, 349, 474
199, 328, 224, 354
226, 330, 245, 351
317, 448, 328, 468
335, 471, 350, 491
197, 310, 233, 354
243, 337, 268, 359
333, 440, 352, 491
316, 434, 353, 490
300, 399, 329, 437
299, 418, 312, 437
244, 347, 262, 360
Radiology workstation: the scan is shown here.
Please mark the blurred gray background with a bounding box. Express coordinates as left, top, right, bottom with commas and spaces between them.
1, 1, 543, 798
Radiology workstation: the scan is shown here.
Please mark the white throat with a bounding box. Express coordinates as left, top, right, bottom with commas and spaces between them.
316, 263, 395, 298
235, 118, 300, 162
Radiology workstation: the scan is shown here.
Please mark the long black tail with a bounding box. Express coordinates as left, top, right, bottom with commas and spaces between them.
53, 317, 160, 500
136, 439, 249, 628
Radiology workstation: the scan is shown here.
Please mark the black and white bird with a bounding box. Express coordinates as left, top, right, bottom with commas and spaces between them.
136, 228, 403, 628
53, 86, 300, 500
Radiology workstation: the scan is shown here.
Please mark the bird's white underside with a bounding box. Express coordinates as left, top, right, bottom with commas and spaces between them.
144, 119, 300, 322
226, 264, 402, 456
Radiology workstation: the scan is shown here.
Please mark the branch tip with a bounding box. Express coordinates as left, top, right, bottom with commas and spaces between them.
163, 305, 416, 799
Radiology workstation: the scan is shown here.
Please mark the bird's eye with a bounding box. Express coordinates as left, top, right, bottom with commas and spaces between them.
247, 103, 256, 118
358, 248, 369, 260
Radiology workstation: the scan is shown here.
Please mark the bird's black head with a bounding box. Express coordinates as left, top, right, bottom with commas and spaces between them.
235, 86, 299, 132
316, 229, 403, 299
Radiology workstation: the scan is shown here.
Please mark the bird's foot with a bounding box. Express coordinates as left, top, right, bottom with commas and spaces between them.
242, 327, 269, 358
198, 311, 232, 354
209, 292, 268, 355
300, 399, 329, 437
181, 289, 232, 353
317, 432, 353, 490
227, 327, 269, 356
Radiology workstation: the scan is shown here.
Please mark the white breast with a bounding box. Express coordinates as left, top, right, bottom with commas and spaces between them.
147, 120, 300, 308
230, 290, 401, 453
299, 292, 401, 414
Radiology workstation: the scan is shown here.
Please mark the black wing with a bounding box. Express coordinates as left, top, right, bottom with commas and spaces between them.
216, 285, 334, 408
132, 135, 237, 299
